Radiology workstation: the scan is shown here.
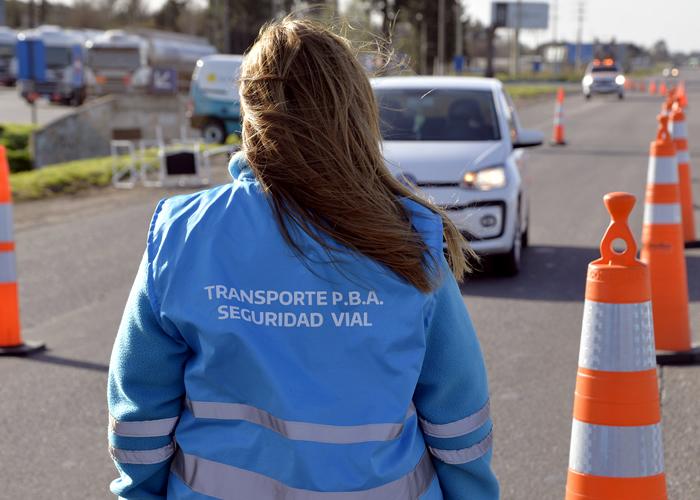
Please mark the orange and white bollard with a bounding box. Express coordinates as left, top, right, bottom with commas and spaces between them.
669, 102, 699, 246
648, 80, 657, 95
658, 81, 668, 96
640, 116, 699, 365
677, 80, 688, 108
566, 192, 667, 500
551, 87, 566, 146
0, 145, 45, 356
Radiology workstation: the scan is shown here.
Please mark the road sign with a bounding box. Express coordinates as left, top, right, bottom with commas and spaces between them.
16, 37, 45, 82
150, 67, 177, 94
491, 2, 549, 29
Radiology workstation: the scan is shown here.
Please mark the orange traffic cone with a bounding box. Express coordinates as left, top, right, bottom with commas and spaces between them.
0, 146, 45, 356
566, 192, 667, 500
659, 81, 668, 96
640, 116, 699, 365
677, 80, 688, 108
551, 87, 566, 146
669, 102, 699, 247
649, 80, 657, 95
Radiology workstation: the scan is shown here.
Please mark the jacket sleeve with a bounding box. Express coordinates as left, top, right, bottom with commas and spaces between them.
107, 251, 189, 499
414, 257, 499, 500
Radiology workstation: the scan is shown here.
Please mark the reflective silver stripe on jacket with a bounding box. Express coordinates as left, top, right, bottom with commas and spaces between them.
109, 414, 179, 437
109, 442, 175, 465
428, 430, 493, 465
419, 400, 490, 438
171, 449, 435, 500
186, 400, 415, 444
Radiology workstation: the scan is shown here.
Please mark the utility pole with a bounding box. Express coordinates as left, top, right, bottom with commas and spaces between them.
552, 0, 558, 42
454, 1, 463, 73
575, 1, 585, 70
221, 0, 230, 54
437, 0, 445, 75
510, 0, 522, 76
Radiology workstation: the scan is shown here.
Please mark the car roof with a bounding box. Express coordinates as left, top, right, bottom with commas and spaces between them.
370, 76, 502, 91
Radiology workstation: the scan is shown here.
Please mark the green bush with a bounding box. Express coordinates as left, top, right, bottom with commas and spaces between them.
6, 149, 33, 173
0, 123, 36, 173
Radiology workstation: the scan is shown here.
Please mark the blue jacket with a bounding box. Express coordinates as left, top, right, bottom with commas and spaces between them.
108, 153, 499, 499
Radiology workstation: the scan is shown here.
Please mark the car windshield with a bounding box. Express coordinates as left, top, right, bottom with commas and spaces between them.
375, 88, 501, 141
591, 65, 618, 73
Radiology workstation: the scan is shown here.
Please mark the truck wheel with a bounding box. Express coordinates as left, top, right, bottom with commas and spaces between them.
202, 120, 226, 144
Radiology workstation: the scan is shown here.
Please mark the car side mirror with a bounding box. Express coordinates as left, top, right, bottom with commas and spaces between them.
513, 129, 544, 148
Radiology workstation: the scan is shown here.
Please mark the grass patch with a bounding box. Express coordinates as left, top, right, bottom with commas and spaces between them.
9, 141, 238, 202
504, 84, 559, 99
9, 156, 131, 201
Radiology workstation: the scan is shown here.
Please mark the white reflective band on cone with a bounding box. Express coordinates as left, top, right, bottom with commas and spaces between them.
579, 301, 655, 372
187, 400, 415, 444
171, 449, 435, 500
677, 150, 690, 164
0, 251, 17, 283
643, 203, 682, 225
569, 420, 664, 477
646, 155, 678, 184
670, 120, 687, 139
428, 430, 493, 465
419, 400, 490, 438
109, 414, 179, 437
0, 204, 13, 242
109, 442, 175, 465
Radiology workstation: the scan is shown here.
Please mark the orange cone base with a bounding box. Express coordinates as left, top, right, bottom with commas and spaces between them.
656, 345, 700, 366
566, 470, 667, 500
0, 340, 46, 357
550, 139, 567, 146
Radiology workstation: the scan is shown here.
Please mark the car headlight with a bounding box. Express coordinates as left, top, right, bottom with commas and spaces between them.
582, 75, 593, 86
671, 68, 679, 77
615, 75, 626, 85
462, 166, 507, 191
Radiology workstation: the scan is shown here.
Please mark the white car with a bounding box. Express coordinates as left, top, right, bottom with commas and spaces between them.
371, 76, 543, 275
581, 59, 625, 100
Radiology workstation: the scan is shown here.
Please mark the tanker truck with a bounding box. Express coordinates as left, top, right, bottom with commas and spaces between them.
85, 29, 216, 96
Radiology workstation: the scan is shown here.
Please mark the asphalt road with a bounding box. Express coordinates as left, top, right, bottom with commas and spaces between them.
1, 74, 699, 499
0, 86, 76, 125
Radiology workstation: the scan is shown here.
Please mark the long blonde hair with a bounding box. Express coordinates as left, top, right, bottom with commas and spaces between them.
239, 16, 471, 292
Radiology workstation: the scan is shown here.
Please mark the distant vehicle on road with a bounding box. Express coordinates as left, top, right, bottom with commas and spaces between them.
0, 27, 17, 86
662, 67, 680, 78
188, 54, 244, 144
85, 29, 216, 96
581, 58, 626, 100
372, 76, 543, 275
17, 25, 87, 106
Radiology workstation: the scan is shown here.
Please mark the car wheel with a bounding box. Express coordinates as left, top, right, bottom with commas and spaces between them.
521, 205, 530, 248
491, 206, 522, 277
618, 93, 624, 100
202, 120, 226, 144
585, 93, 591, 100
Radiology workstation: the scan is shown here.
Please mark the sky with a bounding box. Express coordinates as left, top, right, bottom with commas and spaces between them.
56, 0, 699, 53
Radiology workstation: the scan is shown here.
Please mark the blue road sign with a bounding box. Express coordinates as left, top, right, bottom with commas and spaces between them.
150, 67, 178, 94
17, 38, 45, 82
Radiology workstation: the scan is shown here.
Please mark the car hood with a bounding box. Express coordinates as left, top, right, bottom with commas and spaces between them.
382, 141, 506, 182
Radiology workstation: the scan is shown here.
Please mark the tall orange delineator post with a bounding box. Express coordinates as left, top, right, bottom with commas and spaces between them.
566, 192, 667, 500
0, 145, 45, 356
551, 87, 566, 146
677, 80, 688, 108
669, 102, 699, 247
658, 81, 668, 96
649, 80, 657, 95
640, 116, 699, 365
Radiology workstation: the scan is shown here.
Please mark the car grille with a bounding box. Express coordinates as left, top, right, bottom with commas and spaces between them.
416, 181, 460, 188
